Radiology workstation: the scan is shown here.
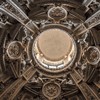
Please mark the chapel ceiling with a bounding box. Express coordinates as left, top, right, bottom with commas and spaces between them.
0, 0, 100, 100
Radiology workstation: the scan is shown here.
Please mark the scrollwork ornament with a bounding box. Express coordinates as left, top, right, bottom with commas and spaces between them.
6, 41, 24, 60
42, 82, 61, 99
84, 46, 100, 65
48, 6, 67, 22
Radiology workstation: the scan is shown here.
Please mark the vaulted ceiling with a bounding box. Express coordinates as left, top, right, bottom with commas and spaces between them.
0, 0, 100, 100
